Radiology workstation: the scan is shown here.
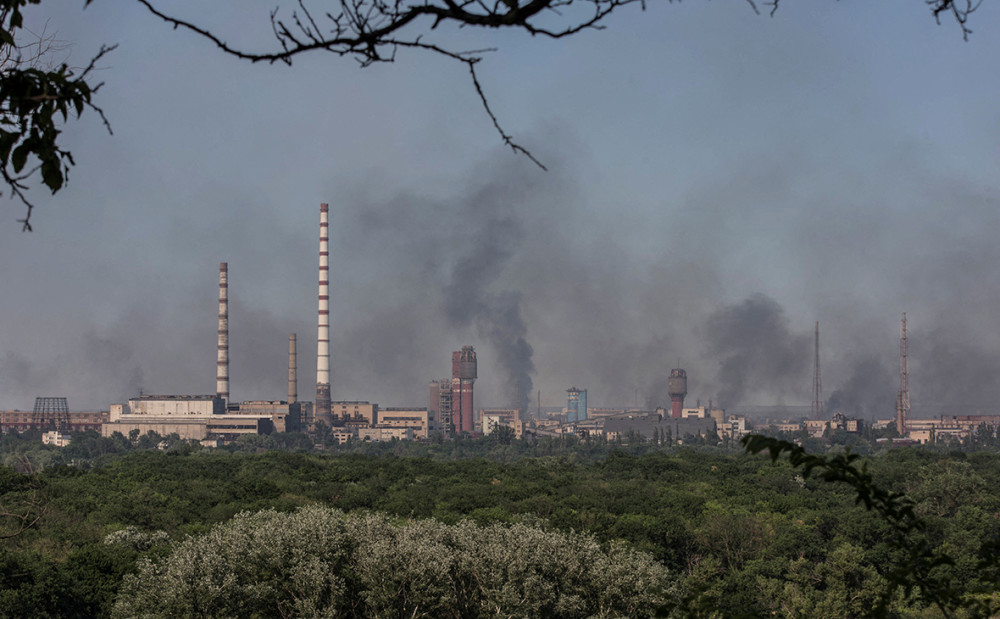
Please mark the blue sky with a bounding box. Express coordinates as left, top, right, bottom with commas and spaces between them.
2, 1, 999, 417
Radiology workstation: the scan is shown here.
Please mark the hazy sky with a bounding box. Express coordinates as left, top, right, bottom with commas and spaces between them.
2, 1, 999, 417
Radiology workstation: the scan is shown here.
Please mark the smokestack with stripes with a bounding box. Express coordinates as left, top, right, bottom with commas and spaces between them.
315, 203, 332, 425
288, 334, 297, 404
217, 262, 229, 406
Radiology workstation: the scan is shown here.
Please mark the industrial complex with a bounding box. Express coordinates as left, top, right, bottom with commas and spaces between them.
4, 203, 997, 449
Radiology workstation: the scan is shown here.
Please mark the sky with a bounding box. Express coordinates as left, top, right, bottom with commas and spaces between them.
2, 0, 999, 418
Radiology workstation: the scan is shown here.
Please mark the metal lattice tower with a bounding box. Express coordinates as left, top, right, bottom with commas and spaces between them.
31, 397, 70, 431
896, 313, 910, 435
812, 321, 824, 420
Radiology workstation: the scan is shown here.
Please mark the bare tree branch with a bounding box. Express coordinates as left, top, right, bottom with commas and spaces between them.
928, 0, 982, 40
134, 0, 646, 169
0, 456, 47, 539
0, 0, 985, 226
133, 0, 983, 172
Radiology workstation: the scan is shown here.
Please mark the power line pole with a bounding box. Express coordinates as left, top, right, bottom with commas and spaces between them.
896, 313, 910, 436
812, 321, 824, 420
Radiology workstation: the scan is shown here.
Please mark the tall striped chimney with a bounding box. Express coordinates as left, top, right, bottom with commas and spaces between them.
216, 262, 229, 405
315, 203, 332, 425
288, 333, 297, 404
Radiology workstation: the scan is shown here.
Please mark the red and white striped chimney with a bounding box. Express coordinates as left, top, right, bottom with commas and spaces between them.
217, 262, 229, 405
315, 204, 332, 425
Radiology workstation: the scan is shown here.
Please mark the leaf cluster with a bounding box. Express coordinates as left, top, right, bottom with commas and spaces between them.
742, 434, 997, 617
1, 0, 113, 230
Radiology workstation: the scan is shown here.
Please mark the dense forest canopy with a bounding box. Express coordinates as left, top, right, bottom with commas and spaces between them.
2, 432, 999, 616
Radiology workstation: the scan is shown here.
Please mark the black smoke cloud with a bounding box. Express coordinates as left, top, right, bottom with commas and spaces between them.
0, 331, 146, 410
703, 294, 811, 409
825, 356, 894, 419
442, 189, 534, 412
327, 145, 1000, 418
327, 152, 548, 410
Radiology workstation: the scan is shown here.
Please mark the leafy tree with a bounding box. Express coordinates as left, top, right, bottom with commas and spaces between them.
488, 424, 516, 446
112, 505, 677, 618
135, 430, 162, 450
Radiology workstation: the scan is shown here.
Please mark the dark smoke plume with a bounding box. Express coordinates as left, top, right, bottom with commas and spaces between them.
705, 294, 810, 408
443, 202, 535, 412
913, 324, 1000, 414
826, 355, 894, 419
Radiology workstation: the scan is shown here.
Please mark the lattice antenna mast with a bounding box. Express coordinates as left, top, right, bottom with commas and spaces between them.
899, 313, 910, 432
812, 321, 824, 420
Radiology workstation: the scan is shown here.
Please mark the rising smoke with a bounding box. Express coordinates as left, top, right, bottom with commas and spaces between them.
826, 356, 894, 419
441, 194, 534, 412
703, 294, 811, 409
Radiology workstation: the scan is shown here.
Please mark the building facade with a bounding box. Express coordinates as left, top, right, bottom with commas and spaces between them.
567, 387, 587, 423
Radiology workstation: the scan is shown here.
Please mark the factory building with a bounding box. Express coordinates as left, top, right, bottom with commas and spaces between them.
482, 414, 504, 436
481, 408, 518, 428
358, 426, 414, 442
98, 260, 307, 443
566, 387, 587, 423
233, 400, 301, 433
102, 395, 296, 440
682, 405, 726, 427
41, 431, 73, 447
113, 395, 224, 418
331, 401, 377, 426
429, 379, 453, 431
891, 414, 1000, 444
377, 408, 431, 439
482, 408, 525, 438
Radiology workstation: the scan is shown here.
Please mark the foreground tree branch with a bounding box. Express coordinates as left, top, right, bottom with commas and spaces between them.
0, 457, 47, 539
0, 0, 987, 227
1, 0, 114, 230
134, 0, 649, 171
742, 434, 997, 617
133, 0, 985, 172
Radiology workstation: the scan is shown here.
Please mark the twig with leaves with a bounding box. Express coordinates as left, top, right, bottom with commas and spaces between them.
741, 434, 998, 617
1, 0, 114, 230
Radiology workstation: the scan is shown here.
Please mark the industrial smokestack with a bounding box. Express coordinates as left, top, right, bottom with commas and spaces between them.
216, 262, 229, 405
315, 203, 332, 426
288, 333, 297, 404
667, 368, 687, 418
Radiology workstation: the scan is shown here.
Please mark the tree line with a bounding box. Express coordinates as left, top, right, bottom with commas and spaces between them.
2, 436, 999, 616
